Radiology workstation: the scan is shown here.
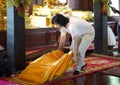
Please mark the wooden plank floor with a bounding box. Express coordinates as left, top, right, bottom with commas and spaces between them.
47, 72, 120, 85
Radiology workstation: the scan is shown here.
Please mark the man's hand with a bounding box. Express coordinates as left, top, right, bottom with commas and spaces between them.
54, 42, 59, 47
110, 6, 118, 13
111, 7, 117, 13
72, 56, 78, 63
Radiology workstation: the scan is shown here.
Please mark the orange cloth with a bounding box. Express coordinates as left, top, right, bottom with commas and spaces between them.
19, 50, 73, 84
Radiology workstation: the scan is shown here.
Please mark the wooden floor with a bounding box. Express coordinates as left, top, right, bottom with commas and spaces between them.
51, 72, 120, 85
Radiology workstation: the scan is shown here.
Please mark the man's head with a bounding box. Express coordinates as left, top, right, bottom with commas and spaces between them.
52, 14, 69, 28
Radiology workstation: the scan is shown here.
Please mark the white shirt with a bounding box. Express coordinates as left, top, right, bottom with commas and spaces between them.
60, 16, 95, 38
108, 26, 116, 46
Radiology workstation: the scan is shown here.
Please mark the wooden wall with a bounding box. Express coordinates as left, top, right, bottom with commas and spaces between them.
25, 28, 60, 50
0, 28, 60, 50
0, 28, 71, 51
68, 0, 93, 11
0, 21, 117, 51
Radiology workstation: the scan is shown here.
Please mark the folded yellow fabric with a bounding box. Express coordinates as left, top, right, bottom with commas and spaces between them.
48, 51, 73, 81
19, 50, 73, 84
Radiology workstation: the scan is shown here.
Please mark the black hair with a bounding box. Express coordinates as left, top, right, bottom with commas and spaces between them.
52, 14, 69, 27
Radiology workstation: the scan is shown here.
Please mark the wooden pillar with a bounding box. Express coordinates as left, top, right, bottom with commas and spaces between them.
7, 7, 26, 72
118, 24, 120, 53
93, 0, 108, 55
118, 0, 120, 53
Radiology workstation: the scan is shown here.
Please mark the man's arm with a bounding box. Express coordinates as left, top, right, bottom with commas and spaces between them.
58, 35, 66, 50
110, 6, 120, 14
58, 27, 67, 50
71, 35, 79, 63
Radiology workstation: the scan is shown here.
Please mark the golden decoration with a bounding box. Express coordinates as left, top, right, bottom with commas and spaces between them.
6, 0, 31, 17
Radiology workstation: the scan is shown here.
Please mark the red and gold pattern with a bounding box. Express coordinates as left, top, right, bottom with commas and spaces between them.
45, 54, 120, 84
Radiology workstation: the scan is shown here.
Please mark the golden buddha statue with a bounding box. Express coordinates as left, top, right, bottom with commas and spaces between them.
26, 0, 70, 28
41, 0, 67, 8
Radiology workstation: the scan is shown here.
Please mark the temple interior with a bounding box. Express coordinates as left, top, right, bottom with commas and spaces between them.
0, 0, 120, 85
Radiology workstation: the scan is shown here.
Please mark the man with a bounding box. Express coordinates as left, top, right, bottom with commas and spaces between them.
110, 6, 120, 52
52, 14, 95, 75
107, 26, 116, 55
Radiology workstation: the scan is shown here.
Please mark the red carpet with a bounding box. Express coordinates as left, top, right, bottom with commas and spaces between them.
2, 53, 120, 85
44, 54, 120, 85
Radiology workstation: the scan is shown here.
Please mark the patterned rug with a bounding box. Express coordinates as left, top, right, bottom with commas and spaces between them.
1, 53, 120, 85
44, 54, 120, 85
